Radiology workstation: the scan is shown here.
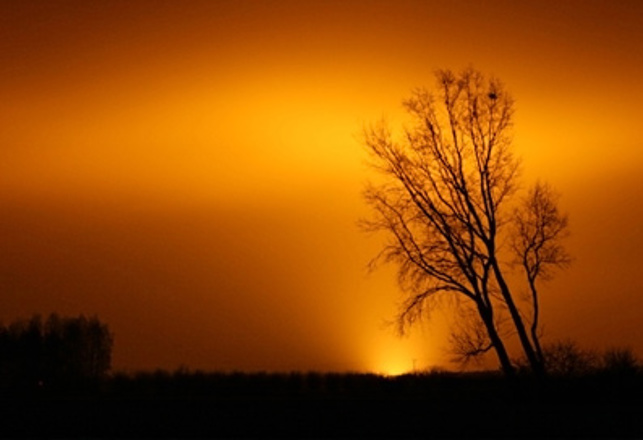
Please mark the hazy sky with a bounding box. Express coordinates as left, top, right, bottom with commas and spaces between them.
2, 0, 643, 374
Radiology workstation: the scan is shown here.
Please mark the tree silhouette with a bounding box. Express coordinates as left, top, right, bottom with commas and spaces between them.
361, 68, 569, 376
0, 314, 113, 390
511, 182, 571, 366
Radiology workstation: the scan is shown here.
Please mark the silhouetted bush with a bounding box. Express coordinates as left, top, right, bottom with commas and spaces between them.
600, 346, 639, 375
542, 340, 599, 376
0, 314, 113, 390
514, 340, 642, 378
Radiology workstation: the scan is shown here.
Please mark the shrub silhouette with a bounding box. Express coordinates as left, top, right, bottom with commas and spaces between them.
514, 340, 641, 377
601, 347, 639, 375
0, 313, 113, 390
542, 340, 599, 376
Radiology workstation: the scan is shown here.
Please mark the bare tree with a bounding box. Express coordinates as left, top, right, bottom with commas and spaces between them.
362, 68, 569, 376
512, 182, 571, 368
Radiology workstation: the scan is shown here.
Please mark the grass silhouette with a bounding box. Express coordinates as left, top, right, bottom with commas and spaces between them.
1, 367, 642, 437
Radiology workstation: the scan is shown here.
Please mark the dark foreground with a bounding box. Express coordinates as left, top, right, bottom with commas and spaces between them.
2, 370, 643, 437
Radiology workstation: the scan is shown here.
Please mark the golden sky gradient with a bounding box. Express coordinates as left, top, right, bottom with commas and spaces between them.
2, 0, 643, 373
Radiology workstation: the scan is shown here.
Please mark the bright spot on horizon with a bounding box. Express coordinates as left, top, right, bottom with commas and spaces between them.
368, 340, 429, 376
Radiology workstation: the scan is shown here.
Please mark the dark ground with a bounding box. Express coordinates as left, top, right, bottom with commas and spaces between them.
2, 370, 642, 437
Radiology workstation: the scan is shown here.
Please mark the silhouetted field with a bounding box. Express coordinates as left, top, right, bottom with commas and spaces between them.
2, 369, 643, 437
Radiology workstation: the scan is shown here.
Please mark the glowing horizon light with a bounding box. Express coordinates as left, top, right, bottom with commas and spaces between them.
376, 362, 413, 377
368, 341, 427, 377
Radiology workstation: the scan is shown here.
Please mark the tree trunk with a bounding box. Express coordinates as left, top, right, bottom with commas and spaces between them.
527, 276, 545, 367
492, 261, 545, 377
478, 303, 515, 377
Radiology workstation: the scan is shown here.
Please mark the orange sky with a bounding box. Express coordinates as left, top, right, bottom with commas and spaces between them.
1, 0, 643, 373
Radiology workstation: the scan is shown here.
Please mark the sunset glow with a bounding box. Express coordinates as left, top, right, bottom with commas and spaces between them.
368, 340, 427, 376
2, 0, 643, 374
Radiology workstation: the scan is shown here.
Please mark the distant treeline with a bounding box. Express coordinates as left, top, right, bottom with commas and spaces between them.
0, 314, 641, 437
0, 314, 112, 390
106, 364, 643, 401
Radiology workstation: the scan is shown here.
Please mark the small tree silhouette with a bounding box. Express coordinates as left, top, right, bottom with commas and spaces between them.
511, 182, 571, 368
